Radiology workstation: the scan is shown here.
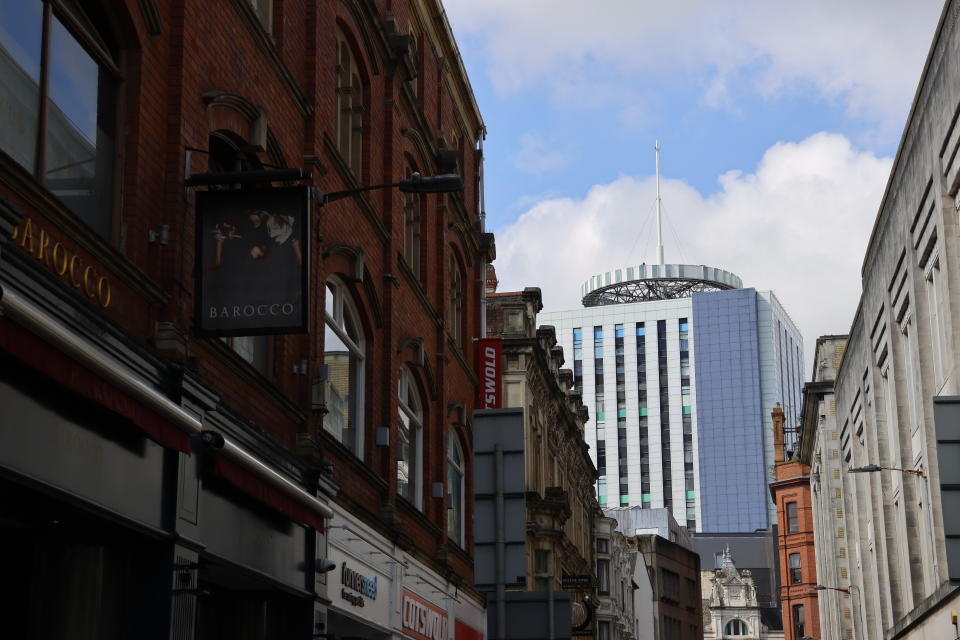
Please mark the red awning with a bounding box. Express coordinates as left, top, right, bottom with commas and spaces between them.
0, 317, 191, 453
211, 455, 325, 531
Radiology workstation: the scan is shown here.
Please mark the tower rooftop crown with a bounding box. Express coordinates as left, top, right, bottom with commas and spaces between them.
581, 263, 742, 306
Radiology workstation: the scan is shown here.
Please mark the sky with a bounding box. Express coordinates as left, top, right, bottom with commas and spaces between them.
443, 0, 946, 370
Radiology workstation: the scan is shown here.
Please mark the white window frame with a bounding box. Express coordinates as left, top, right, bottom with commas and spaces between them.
398, 367, 423, 509
403, 164, 422, 277
336, 32, 364, 177
324, 277, 365, 457
449, 254, 463, 346
448, 430, 466, 547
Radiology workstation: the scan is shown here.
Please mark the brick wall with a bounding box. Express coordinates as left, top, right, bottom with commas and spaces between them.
0, 0, 489, 592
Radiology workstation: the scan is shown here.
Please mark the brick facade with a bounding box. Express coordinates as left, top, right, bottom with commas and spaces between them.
0, 0, 491, 635
770, 406, 820, 640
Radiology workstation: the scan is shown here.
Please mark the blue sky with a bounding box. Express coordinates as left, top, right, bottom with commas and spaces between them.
444, 0, 944, 366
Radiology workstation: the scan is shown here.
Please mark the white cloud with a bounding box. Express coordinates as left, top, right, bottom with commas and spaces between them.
513, 133, 569, 174
444, 0, 942, 130
492, 132, 892, 366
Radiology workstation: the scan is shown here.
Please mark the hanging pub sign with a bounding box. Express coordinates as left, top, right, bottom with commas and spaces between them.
195, 186, 310, 336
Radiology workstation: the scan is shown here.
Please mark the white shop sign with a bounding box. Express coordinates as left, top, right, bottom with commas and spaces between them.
327, 543, 392, 626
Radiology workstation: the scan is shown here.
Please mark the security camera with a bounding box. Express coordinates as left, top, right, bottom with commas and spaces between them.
316, 558, 337, 573
199, 430, 225, 449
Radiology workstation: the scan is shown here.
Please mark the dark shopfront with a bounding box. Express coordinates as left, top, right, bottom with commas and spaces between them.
0, 207, 334, 640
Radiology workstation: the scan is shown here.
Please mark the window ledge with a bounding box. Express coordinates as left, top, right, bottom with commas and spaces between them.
446, 538, 473, 567
398, 254, 442, 330
317, 431, 389, 490
396, 493, 443, 538
322, 134, 390, 242
446, 335, 477, 384
199, 337, 305, 423
229, 0, 310, 116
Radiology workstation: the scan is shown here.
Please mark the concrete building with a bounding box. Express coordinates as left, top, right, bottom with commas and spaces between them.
594, 516, 653, 640
801, 0, 960, 637
606, 505, 692, 549
0, 0, 491, 637
542, 266, 804, 533
769, 405, 819, 640
799, 336, 854, 640
484, 285, 598, 624
635, 531, 703, 639
702, 548, 784, 640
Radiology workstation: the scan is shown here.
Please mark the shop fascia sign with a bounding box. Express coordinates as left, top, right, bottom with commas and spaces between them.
402, 590, 449, 640
476, 337, 502, 409
10, 217, 113, 308
340, 562, 378, 607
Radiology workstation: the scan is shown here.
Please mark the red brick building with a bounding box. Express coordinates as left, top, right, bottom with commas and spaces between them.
770, 405, 820, 640
0, 1, 491, 638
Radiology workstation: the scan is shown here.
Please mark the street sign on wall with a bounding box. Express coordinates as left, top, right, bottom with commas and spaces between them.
195, 186, 309, 336
476, 338, 502, 409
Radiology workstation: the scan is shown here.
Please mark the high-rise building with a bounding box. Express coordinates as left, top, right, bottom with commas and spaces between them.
541, 263, 804, 533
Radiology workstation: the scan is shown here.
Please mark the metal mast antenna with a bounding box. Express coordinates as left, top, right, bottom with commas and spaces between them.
655, 140, 664, 266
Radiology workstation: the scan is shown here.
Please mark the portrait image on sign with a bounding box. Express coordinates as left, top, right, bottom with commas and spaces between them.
195, 186, 309, 335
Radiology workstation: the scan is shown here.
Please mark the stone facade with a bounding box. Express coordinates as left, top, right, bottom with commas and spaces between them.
702, 548, 784, 640
485, 286, 598, 621
803, 0, 960, 637
594, 516, 649, 640
800, 336, 854, 640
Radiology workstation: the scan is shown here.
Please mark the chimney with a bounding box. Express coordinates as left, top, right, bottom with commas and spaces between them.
485, 263, 499, 295
772, 403, 785, 463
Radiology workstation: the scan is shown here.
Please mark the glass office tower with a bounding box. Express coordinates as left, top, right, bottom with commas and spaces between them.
541, 264, 803, 533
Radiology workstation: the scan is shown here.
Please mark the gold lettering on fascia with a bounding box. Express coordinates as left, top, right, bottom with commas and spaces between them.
11, 218, 112, 308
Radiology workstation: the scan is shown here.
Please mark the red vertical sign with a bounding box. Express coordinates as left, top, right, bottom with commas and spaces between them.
476, 338, 502, 409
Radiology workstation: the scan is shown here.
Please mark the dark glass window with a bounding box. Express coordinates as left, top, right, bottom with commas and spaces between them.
786, 501, 800, 533
0, 0, 118, 237
789, 553, 802, 584
792, 605, 805, 639
596, 559, 610, 594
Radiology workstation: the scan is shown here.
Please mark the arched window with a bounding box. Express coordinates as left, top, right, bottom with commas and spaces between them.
324, 277, 365, 455
335, 30, 363, 178
0, 0, 119, 238
397, 367, 422, 508
448, 431, 465, 546
724, 619, 749, 636
402, 162, 422, 278
448, 253, 463, 346
208, 130, 272, 373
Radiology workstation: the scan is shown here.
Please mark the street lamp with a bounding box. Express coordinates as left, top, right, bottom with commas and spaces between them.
317, 172, 464, 204
848, 464, 925, 478
810, 584, 851, 595
184, 168, 464, 203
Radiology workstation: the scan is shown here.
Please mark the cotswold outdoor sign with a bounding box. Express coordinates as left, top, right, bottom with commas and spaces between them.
402, 590, 449, 640
10, 217, 112, 308
195, 186, 309, 336
475, 337, 502, 409
340, 562, 377, 607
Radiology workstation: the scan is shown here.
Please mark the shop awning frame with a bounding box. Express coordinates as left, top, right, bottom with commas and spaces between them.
0, 285, 334, 523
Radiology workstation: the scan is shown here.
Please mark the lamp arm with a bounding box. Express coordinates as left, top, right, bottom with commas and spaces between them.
319, 182, 402, 205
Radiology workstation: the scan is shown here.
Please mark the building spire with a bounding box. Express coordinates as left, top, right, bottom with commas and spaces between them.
655, 140, 664, 266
